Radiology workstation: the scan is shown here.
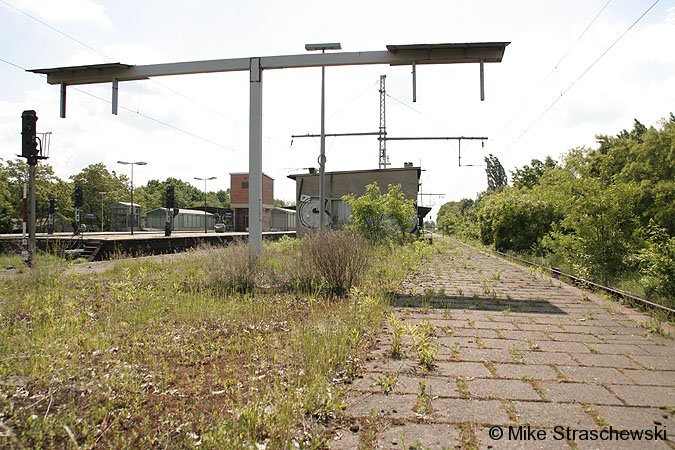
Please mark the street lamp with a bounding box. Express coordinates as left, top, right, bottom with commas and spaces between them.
98, 191, 107, 232
194, 176, 216, 233
117, 161, 147, 235
305, 42, 341, 229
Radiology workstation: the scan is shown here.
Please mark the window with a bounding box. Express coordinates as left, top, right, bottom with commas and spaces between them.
242, 181, 249, 189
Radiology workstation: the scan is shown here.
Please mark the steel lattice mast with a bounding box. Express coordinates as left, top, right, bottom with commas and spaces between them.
378, 75, 389, 169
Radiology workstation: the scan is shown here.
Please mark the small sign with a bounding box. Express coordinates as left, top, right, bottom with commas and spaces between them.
84, 213, 96, 220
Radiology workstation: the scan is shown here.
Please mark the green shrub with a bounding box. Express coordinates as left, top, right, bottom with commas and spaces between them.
342, 182, 416, 244
635, 223, 675, 307
476, 188, 559, 252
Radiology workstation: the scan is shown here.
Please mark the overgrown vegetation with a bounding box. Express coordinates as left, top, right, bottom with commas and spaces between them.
0, 233, 430, 448
342, 182, 416, 244
437, 116, 675, 309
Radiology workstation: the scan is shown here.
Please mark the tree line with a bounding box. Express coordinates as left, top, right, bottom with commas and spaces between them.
0, 161, 231, 232
437, 115, 675, 307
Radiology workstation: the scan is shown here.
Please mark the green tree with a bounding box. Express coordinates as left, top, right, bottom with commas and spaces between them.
484, 154, 507, 192
437, 199, 478, 239
0, 162, 14, 232
511, 157, 557, 189
135, 178, 201, 214
342, 182, 416, 243
476, 188, 559, 252
70, 163, 129, 231
2, 158, 73, 232
544, 179, 639, 282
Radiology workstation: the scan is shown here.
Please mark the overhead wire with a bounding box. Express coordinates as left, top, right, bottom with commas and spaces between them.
0, 0, 115, 61
0, 0, 293, 158
0, 56, 244, 156
491, 0, 613, 140
451, 0, 661, 198
499, 0, 661, 157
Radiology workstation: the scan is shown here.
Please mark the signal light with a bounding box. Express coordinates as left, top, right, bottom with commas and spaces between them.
73, 185, 83, 208
21, 110, 38, 159
166, 186, 175, 209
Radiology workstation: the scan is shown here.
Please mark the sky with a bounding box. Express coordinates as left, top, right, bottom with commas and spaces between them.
1, 0, 674, 220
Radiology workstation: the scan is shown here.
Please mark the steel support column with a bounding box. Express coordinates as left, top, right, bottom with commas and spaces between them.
249, 58, 263, 257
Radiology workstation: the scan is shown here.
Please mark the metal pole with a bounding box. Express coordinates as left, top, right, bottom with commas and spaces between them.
21, 180, 28, 265
319, 55, 326, 229
99, 192, 106, 231
130, 163, 134, 235
28, 164, 36, 267
249, 58, 263, 257
203, 179, 207, 234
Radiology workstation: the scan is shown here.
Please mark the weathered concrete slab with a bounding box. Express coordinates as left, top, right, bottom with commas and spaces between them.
333, 238, 675, 449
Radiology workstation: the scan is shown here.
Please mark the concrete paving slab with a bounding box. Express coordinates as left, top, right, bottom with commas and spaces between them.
378, 422, 461, 449
540, 382, 623, 405
333, 238, 675, 449
608, 384, 675, 407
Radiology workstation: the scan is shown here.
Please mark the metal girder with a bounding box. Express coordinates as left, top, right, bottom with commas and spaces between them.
29, 43, 509, 85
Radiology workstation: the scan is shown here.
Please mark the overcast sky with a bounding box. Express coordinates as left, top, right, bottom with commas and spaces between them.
1, 0, 673, 219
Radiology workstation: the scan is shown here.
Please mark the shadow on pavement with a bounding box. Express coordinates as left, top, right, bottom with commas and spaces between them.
391, 295, 568, 315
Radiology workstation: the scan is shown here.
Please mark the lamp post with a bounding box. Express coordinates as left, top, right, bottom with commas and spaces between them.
117, 161, 147, 235
305, 42, 341, 229
194, 176, 216, 233
98, 191, 106, 232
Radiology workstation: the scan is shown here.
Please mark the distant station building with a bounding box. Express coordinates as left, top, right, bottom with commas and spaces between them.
271, 207, 296, 231
189, 206, 234, 230
230, 172, 275, 232
146, 208, 216, 232
287, 164, 429, 235
110, 202, 141, 232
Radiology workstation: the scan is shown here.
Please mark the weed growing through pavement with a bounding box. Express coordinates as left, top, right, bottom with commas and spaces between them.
358, 410, 379, 450
399, 434, 429, 450
456, 377, 470, 399
509, 346, 526, 364
413, 381, 432, 414
372, 372, 397, 394
387, 314, 406, 359
407, 320, 438, 371
641, 318, 671, 337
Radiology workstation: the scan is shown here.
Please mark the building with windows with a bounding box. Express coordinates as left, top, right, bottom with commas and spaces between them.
230, 172, 275, 232
110, 202, 141, 232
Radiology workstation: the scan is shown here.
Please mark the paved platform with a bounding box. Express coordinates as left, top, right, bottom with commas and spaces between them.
333, 238, 674, 449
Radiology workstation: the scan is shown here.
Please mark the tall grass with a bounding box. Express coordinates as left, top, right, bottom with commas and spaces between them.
0, 235, 427, 448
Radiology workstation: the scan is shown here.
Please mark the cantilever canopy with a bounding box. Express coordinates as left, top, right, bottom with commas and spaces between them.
29, 41, 509, 257
29, 42, 509, 85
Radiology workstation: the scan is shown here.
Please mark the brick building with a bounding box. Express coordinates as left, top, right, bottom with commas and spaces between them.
230, 172, 274, 232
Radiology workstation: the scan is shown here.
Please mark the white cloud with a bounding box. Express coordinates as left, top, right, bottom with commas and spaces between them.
14, 0, 112, 28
